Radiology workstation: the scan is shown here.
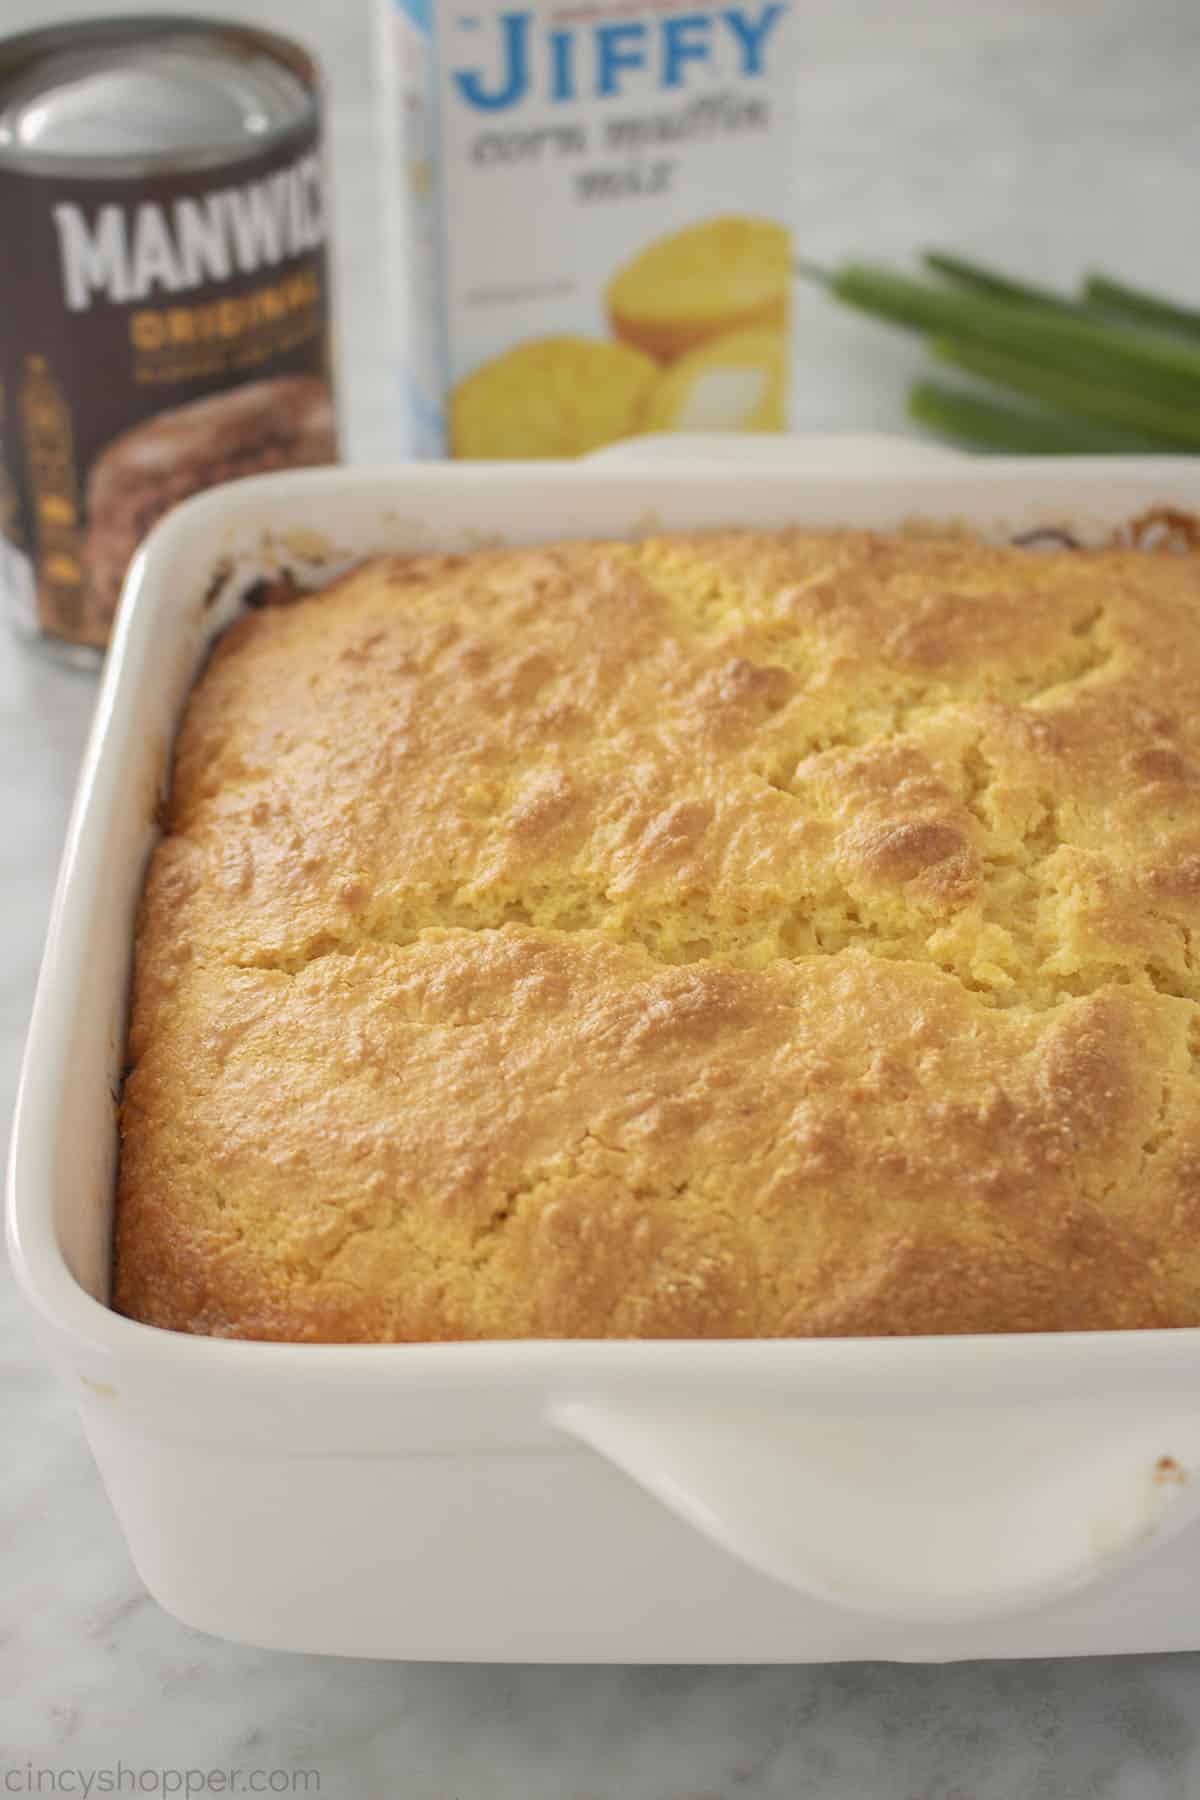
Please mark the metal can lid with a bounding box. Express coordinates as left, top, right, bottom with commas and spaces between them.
0, 16, 316, 177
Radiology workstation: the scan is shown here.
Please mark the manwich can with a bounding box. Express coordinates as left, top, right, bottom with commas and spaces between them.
0, 15, 339, 660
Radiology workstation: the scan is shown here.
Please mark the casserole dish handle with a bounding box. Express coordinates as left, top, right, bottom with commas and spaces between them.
549, 1398, 1200, 1624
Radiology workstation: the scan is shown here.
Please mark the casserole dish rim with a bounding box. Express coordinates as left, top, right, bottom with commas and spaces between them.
13, 439, 1200, 1647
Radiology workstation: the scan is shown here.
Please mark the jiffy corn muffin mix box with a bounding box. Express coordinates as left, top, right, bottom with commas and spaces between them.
377, 0, 794, 457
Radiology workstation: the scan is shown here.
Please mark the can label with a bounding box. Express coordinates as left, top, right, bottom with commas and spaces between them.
0, 124, 337, 648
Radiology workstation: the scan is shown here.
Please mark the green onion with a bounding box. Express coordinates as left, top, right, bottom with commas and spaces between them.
923, 252, 1082, 314
929, 336, 1200, 447
1083, 274, 1200, 342
808, 263, 1200, 408
908, 380, 1172, 455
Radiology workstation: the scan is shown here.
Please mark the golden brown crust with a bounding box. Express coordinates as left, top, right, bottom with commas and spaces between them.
113, 527, 1200, 1340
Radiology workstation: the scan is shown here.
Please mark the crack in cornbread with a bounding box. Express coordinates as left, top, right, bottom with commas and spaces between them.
114, 527, 1200, 1339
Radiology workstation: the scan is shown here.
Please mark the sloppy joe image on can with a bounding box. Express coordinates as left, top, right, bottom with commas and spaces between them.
0, 15, 340, 660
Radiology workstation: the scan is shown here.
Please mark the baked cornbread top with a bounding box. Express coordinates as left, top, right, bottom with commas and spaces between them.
115, 527, 1200, 1340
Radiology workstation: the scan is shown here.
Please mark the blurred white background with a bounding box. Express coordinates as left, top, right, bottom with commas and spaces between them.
5, 0, 1197, 457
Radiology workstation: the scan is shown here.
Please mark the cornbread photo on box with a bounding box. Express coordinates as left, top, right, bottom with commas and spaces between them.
449, 336, 659, 458
377, 0, 795, 457
607, 216, 789, 361
640, 325, 788, 434
115, 524, 1200, 1343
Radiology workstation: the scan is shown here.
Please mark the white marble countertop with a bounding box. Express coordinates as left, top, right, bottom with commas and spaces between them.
5, 0, 1200, 1793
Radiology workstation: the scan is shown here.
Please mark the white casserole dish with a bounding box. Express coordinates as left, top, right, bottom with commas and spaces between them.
11, 434, 1200, 1663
